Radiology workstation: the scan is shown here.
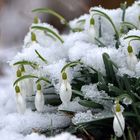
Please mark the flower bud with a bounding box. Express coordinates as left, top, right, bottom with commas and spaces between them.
37, 83, 41, 91
90, 17, 95, 26
127, 45, 133, 53
15, 85, 20, 93
33, 16, 39, 24
31, 32, 36, 42
115, 102, 121, 112
16, 69, 22, 77
20, 65, 25, 73
62, 72, 67, 80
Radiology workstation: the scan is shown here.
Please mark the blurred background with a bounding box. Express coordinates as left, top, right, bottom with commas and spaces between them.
0, 0, 135, 75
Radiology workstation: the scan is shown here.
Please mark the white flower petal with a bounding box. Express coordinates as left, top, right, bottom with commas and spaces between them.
59, 80, 72, 106
113, 112, 125, 137
35, 90, 44, 112
126, 53, 138, 71
16, 92, 26, 114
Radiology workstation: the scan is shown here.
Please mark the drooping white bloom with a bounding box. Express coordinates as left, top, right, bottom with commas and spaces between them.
15, 86, 26, 114
126, 46, 138, 71
113, 102, 125, 137
85, 16, 96, 43
59, 72, 72, 106
35, 84, 44, 112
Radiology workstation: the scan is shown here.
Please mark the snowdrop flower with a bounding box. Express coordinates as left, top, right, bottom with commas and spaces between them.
59, 72, 72, 106
15, 85, 26, 114
86, 17, 96, 43
113, 101, 125, 137
35, 83, 44, 112
126, 45, 138, 71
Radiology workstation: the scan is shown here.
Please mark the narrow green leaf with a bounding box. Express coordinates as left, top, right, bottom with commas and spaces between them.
71, 28, 84, 32
72, 90, 84, 97
13, 60, 38, 69
124, 35, 140, 40
76, 112, 137, 125
32, 26, 64, 43
78, 100, 103, 109
36, 77, 51, 84
109, 85, 123, 96
121, 22, 137, 29
102, 53, 117, 83
32, 8, 68, 25
91, 9, 119, 41
14, 75, 38, 86
95, 37, 106, 47
35, 50, 47, 64
61, 61, 82, 73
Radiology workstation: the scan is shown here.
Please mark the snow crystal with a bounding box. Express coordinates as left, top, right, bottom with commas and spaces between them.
58, 97, 87, 112
72, 110, 93, 124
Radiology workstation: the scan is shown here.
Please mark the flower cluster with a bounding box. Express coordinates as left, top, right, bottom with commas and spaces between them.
10, 1, 140, 139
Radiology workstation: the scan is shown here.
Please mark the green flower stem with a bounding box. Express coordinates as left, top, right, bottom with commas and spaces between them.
91, 10, 120, 48
32, 26, 64, 43
61, 61, 82, 73
32, 8, 68, 25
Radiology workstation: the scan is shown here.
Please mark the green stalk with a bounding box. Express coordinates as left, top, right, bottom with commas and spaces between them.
35, 50, 47, 64
99, 17, 102, 38
120, 2, 127, 22
32, 26, 64, 43
61, 61, 82, 73
91, 9, 120, 48
127, 127, 135, 140
32, 8, 68, 25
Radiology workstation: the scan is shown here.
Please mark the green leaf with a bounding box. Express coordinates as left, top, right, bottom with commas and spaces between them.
95, 37, 106, 47
102, 53, 117, 83
71, 28, 84, 32
59, 109, 75, 114
121, 22, 137, 30
124, 35, 140, 40
61, 61, 82, 73
36, 77, 51, 84
13, 60, 38, 69
32, 8, 68, 25
32, 26, 64, 43
72, 90, 84, 97
76, 112, 137, 125
14, 75, 38, 86
78, 100, 103, 109
122, 75, 131, 91
35, 50, 47, 64
109, 85, 123, 96
91, 9, 119, 44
